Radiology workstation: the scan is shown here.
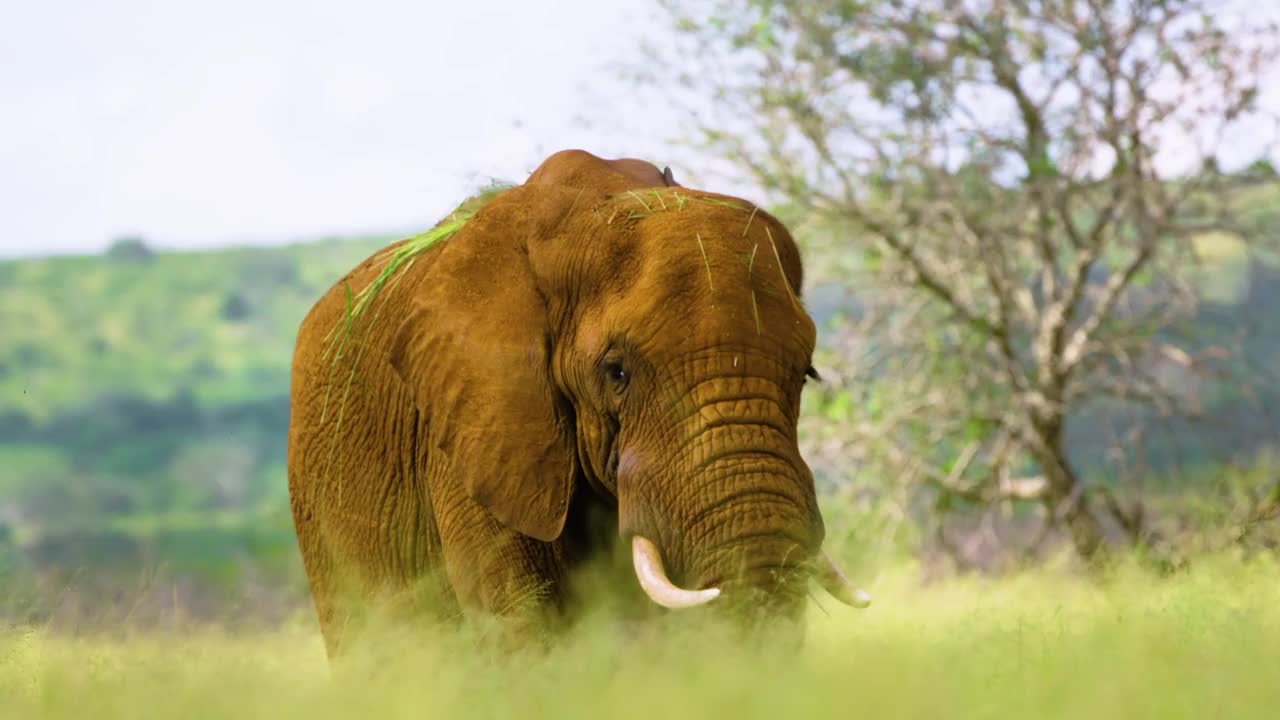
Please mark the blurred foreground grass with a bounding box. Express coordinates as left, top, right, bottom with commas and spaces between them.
2, 556, 1277, 719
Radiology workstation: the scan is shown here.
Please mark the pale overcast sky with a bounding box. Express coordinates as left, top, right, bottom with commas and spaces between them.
0, 0, 669, 257
2, 2, 1277, 258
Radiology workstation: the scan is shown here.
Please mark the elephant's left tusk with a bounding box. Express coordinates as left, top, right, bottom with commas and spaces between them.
816, 549, 872, 608
631, 536, 720, 609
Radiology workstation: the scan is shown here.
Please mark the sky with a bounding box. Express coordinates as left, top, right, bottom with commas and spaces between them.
2, 2, 1277, 258
0, 0, 669, 257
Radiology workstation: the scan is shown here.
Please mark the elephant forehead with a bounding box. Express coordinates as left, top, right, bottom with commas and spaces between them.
631, 239, 812, 344
560, 192, 814, 350
632, 210, 800, 296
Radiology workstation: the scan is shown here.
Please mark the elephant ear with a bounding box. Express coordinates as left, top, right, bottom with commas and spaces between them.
387, 197, 575, 542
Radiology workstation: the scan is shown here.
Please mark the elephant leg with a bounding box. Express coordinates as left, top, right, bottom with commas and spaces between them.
428, 458, 568, 640
290, 492, 349, 657
291, 462, 452, 656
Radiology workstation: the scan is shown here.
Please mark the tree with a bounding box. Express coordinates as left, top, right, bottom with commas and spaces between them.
642, 0, 1279, 564
222, 292, 252, 322
105, 236, 154, 263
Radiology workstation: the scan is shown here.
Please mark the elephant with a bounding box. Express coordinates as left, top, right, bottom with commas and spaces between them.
286, 149, 869, 656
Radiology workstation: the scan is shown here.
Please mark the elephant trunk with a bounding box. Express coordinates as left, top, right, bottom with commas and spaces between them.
674, 453, 824, 614
655, 453, 871, 613
620, 389, 872, 612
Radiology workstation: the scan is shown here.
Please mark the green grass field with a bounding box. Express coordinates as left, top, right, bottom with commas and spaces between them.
3, 556, 1277, 719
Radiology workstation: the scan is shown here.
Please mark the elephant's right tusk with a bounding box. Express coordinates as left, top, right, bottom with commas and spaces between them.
631, 536, 720, 609
817, 549, 872, 608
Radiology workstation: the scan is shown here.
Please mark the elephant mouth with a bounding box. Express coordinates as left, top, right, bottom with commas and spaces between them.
628, 534, 871, 611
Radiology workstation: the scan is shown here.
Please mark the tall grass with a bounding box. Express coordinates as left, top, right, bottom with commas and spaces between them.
3, 555, 1277, 719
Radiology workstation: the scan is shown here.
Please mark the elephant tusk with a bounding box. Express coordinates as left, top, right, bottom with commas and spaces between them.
631, 536, 720, 609
816, 549, 872, 608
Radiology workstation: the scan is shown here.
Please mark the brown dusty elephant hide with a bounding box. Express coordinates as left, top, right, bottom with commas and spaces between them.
286, 149, 864, 656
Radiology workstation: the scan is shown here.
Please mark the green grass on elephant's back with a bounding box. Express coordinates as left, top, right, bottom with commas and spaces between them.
3, 555, 1278, 719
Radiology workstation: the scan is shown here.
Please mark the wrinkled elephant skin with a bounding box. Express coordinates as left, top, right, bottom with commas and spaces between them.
286, 149, 867, 656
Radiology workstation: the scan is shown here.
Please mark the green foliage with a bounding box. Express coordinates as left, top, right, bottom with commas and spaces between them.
0, 235, 389, 591
104, 236, 154, 263
1244, 158, 1278, 181
0, 237, 389, 421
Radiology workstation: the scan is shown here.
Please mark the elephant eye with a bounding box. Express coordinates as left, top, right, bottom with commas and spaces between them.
603, 361, 628, 387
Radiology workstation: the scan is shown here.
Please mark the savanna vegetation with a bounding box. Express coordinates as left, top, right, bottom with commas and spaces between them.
2, 0, 1278, 716
0, 235, 388, 622
4, 558, 1279, 719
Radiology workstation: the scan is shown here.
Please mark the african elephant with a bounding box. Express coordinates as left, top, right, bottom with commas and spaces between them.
286, 149, 868, 655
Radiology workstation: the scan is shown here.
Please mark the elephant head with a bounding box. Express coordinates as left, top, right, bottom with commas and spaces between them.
387, 149, 868, 620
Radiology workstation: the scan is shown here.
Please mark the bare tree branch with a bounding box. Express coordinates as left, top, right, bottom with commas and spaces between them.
644, 0, 1280, 567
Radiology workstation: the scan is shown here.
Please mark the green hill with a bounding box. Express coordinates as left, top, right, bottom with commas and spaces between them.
0, 236, 388, 420
0, 180, 1276, 618
0, 236, 388, 610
